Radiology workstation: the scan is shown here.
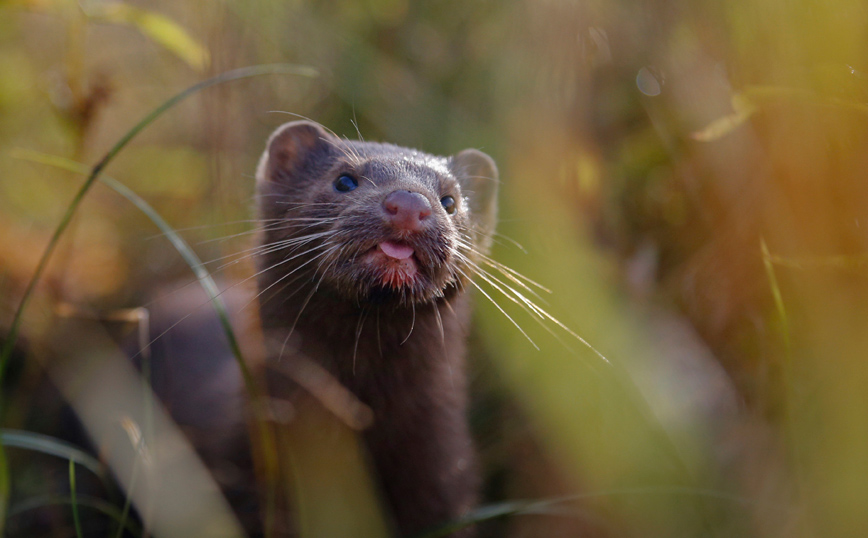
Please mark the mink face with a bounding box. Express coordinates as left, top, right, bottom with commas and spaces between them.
255, 121, 498, 308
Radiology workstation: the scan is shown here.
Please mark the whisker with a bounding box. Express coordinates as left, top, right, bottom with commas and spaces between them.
450, 262, 539, 350
492, 232, 528, 254
353, 306, 368, 375
251, 243, 334, 309
456, 236, 551, 293
286, 249, 338, 342
460, 255, 566, 346
400, 303, 416, 346
459, 253, 611, 364
467, 277, 538, 349
272, 201, 343, 208
204, 231, 332, 269
351, 111, 365, 143
196, 218, 335, 245
432, 302, 446, 358
143, 218, 285, 240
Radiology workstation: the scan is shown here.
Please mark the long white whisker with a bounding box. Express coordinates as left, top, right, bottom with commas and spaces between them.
143, 218, 285, 240
456, 236, 551, 293
400, 303, 416, 345
451, 263, 538, 350
459, 253, 611, 364
353, 307, 368, 375
198, 219, 336, 246
201, 230, 331, 265
251, 244, 334, 308
433, 302, 445, 348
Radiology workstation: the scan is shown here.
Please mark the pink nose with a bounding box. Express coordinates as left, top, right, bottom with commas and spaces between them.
383, 190, 432, 232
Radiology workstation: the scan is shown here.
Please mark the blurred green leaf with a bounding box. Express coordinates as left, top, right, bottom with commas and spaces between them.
743, 85, 868, 113
0, 441, 8, 536
694, 84, 868, 141
86, 2, 210, 72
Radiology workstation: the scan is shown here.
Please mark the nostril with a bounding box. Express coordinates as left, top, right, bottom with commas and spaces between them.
385, 199, 400, 215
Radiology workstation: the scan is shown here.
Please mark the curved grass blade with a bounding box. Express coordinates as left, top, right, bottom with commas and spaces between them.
8, 494, 142, 537
412, 486, 779, 538
0, 62, 317, 381
11, 149, 285, 536
0, 429, 104, 481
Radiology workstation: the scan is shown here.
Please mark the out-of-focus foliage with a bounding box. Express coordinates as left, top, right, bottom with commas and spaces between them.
2, 0, 868, 537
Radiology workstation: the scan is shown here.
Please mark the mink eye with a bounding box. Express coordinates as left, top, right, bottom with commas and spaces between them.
440, 195, 456, 214
334, 174, 359, 192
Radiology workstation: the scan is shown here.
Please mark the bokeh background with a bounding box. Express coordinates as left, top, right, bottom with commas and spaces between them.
2, 0, 868, 536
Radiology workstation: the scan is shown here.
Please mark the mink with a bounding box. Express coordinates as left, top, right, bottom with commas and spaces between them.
254, 121, 498, 537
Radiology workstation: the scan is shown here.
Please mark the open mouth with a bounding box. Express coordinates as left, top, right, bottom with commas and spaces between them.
365, 240, 419, 288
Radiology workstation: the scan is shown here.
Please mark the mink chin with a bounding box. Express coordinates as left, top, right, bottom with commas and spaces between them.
254, 120, 498, 537
323, 211, 458, 306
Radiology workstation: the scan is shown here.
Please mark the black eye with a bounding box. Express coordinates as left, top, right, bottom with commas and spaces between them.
440, 195, 456, 214
334, 174, 358, 192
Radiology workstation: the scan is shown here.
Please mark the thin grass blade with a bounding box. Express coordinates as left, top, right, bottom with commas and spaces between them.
8, 494, 142, 537
69, 459, 84, 538
0, 429, 104, 480
0, 441, 8, 536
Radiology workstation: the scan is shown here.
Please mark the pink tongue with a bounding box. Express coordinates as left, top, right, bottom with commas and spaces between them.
379, 241, 414, 260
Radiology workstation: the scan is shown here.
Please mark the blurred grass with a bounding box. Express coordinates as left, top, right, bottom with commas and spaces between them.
2, 0, 868, 536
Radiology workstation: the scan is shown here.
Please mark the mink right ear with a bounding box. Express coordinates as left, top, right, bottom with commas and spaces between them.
256, 121, 335, 184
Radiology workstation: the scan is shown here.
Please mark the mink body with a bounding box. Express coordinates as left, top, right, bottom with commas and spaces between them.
254, 121, 498, 537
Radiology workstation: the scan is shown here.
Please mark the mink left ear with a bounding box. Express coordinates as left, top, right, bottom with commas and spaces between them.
256, 120, 337, 186
450, 149, 499, 253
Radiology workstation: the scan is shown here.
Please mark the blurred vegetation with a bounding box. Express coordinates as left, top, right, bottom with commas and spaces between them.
2, 0, 868, 537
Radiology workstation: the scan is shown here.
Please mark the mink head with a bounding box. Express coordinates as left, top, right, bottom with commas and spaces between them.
254, 121, 499, 307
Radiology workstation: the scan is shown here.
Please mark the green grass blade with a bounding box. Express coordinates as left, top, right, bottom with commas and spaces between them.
412, 486, 776, 538
12, 149, 283, 537
411, 501, 533, 538
69, 459, 84, 538
0, 62, 317, 382
0, 429, 105, 480
0, 441, 8, 536
7, 494, 142, 537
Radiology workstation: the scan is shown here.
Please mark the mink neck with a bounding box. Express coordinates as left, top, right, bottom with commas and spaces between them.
258, 282, 478, 536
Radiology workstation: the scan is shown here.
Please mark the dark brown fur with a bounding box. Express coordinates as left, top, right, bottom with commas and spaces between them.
254, 121, 498, 536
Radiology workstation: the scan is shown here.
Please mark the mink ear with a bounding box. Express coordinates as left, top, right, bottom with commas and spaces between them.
256, 121, 335, 184
451, 148, 499, 252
